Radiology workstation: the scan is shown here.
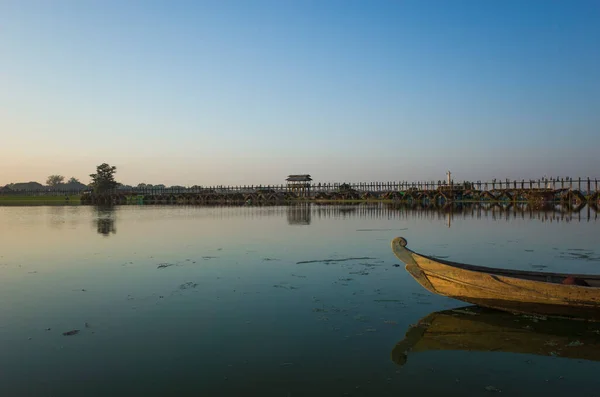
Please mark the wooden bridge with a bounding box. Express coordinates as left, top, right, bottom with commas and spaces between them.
78, 177, 600, 207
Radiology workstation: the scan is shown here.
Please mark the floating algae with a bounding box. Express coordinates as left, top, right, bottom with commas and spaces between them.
355, 228, 408, 232
273, 284, 298, 290
157, 263, 176, 269
179, 282, 198, 290
557, 251, 600, 262
296, 257, 377, 265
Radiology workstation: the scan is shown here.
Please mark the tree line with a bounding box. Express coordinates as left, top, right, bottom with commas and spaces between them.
5, 163, 191, 194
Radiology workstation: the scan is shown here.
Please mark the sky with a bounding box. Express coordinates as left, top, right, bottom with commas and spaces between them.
1, 0, 599, 186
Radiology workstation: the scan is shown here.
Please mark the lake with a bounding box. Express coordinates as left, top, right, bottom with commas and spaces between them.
0, 203, 599, 397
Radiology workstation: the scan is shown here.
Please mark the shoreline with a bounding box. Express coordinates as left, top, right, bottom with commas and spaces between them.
1, 195, 596, 207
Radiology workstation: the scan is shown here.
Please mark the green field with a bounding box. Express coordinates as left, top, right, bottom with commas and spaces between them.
0, 195, 81, 205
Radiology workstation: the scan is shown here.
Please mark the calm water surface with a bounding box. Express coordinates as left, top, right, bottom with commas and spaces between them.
0, 204, 599, 397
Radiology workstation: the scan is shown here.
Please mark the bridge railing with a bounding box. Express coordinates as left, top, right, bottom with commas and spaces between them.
2, 177, 598, 197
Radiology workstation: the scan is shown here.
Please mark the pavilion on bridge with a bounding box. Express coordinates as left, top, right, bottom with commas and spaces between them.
286, 174, 312, 197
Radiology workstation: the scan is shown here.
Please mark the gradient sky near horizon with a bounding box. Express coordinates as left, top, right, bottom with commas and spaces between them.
1, 0, 599, 186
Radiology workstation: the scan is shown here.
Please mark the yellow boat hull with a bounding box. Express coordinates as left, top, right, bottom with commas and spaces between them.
391, 237, 600, 320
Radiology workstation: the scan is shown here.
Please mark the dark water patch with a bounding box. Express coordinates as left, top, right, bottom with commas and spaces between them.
157, 263, 176, 269
296, 257, 377, 265
202, 256, 218, 260
262, 258, 280, 261
62, 330, 80, 336
525, 249, 535, 252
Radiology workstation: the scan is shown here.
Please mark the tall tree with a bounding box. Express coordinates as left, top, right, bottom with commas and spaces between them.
67, 177, 80, 184
46, 175, 64, 186
89, 163, 119, 193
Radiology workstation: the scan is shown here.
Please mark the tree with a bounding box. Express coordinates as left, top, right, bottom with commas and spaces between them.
46, 175, 64, 186
89, 163, 119, 193
67, 177, 80, 184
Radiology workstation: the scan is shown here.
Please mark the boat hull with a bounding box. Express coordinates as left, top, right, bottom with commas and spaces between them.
392, 237, 600, 321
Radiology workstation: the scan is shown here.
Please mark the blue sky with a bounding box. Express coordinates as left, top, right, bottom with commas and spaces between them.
1, 0, 598, 186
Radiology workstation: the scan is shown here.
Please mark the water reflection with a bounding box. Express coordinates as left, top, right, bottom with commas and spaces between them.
144, 203, 598, 225
95, 206, 116, 236
391, 306, 600, 367
47, 206, 67, 229
286, 203, 311, 225
313, 202, 598, 224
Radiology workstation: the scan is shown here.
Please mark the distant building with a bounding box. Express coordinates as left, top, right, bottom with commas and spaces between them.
286, 174, 312, 197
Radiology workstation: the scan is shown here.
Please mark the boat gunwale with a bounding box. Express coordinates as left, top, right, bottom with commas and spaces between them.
391, 237, 600, 284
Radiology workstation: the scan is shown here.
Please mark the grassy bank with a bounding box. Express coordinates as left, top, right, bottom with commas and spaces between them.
0, 195, 81, 205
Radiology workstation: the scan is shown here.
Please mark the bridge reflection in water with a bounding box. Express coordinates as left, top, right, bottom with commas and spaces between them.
287, 203, 311, 225
89, 202, 597, 234
292, 202, 598, 226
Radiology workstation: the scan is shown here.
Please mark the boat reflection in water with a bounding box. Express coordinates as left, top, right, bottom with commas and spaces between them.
391, 306, 600, 367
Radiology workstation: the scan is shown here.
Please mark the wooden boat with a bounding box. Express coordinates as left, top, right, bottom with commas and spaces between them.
391, 305, 600, 367
391, 237, 600, 320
